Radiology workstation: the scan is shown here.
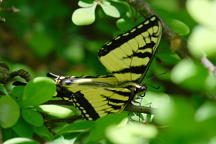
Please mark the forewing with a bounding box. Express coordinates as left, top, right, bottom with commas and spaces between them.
98, 15, 162, 83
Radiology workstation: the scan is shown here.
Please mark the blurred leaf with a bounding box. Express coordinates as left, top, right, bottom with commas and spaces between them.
0, 95, 20, 128
143, 92, 173, 124
21, 77, 56, 107
171, 58, 208, 91
186, 0, 216, 30
26, 30, 54, 58
22, 108, 44, 127
188, 26, 216, 58
3, 137, 39, 144
87, 112, 128, 142
57, 120, 94, 134
169, 19, 190, 36
106, 123, 157, 144
150, 0, 179, 12
63, 41, 84, 63
12, 118, 33, 138
39, 104, 75, 119
205, 74, 216, 95
72, 4, 97, 26
195, 101, 216, 122
100, 2, 120, 18
46, 136, 76, 144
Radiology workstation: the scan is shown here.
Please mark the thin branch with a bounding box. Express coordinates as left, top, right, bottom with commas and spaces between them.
0, 7, 20, 13
201, 57, 216, 74
125, 104, 154, 114
127, 0, 190, 58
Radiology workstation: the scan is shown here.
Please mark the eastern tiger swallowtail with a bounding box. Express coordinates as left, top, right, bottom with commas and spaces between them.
48, 15, 162, 120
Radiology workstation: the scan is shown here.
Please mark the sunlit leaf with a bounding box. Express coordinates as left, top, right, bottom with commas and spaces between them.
186, 0, 216, 30
171, 58, 208, 91
106, 122, 157, 144
100, 2, 120, 18
39, 104, 75, 118
3, 137, 39, 144
188, 26, 216, 57
78, 0, 95, 7
72, 4, 97, 26
87, 112, 128, 142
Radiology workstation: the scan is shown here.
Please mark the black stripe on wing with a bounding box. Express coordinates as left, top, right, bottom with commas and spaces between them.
98, 15, 159, 57
112, 65, 147, 74
72, 91, 100, 120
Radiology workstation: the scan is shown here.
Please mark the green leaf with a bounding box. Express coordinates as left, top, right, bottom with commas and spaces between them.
78, 0, 95, 7
12, 118, 33, 138
188, 26, 216, 57
39, 104, 75, 118
72, 4, 97, 26
27, 31, 54, 58
100, 2, 120, 18
169, 19, 190, 36
57, 120, 94, 134
63, 41, 84, 63
34, 125, 53, 140
22, 108, 44, 127
21, 77, 56, 107
0, 95, 20, 128
195, 102, 216, 122
171, 58, 208, 91
106, 123, 157, 144
11, 86, 25, 103
186, 0, 216, 30
3, 137, 39, 144
87, 112, 128, 142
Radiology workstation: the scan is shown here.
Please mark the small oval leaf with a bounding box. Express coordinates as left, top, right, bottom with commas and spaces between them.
78, 0, 94, 7
72, 5, 96, 26
21, 77, 56, 107
101, 3, 120, 18
170, 19, 190, 36
22, 109, 44, 127
3, 137, 39, 144
0, 95, 20, 128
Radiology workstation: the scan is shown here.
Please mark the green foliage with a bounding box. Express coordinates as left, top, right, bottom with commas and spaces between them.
21, 77, 56, 107
0, 95, 20, 128
1, 0, 216, 144
72, 0, 120, 25
187, 0, 216, 58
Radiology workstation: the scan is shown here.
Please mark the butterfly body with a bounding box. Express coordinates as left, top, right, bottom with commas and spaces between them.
49, 15, 162, 120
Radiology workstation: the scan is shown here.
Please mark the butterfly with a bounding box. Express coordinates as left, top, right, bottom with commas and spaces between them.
48, 15, 162, 120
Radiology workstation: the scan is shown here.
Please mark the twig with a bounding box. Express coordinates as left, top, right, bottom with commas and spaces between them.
201, 57, 216, 74
0, 7, 20, 13
125, 104, 154, 114
127, 0, 190, 58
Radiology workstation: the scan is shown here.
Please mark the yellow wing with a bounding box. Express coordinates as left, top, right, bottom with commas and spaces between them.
49, 75, 133, 120
98, 15, 162, 83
